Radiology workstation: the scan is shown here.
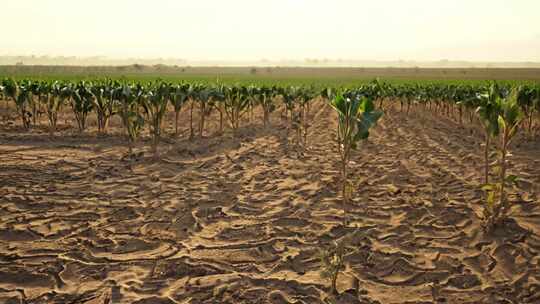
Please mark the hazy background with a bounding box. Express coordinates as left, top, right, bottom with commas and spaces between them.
2, 0, 540, 65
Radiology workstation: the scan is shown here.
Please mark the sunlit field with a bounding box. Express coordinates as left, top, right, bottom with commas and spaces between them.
2, 0, 540, 303
1, 68, 539, 303
3, 65, 540, 85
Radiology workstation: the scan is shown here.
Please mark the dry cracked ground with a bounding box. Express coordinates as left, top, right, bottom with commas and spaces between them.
0, 102, 539, 304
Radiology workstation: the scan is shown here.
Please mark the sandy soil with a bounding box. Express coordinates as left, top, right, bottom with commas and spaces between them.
0, 102, 539, 304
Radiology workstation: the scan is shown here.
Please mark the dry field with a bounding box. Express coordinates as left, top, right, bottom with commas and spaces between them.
0, 100, 539, 304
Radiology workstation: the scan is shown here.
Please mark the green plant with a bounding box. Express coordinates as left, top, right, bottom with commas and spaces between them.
254, 86, 278, 127
319, 239, 347, 295
196, 87, 214, 138
516, 85, 539, 137
476, 83, 502, 185
297, 87, 316, 147
3, 78, 32, 129
118, 84, 144, 154
211, 83, 226, 134
534, 85, 540, 137
170, 83, 190, 136
186, 84, 199, 140
330, 92, 382, 216
280, 86, 299, 131
482, 88, 523, 229
71, 82, 94, 132
141, 82, 170, 157
41, 82, 64, 135
34, 82, 50, 127
91, 81, 117, 134
224, 86, 250, 135
28, 81, 42, 127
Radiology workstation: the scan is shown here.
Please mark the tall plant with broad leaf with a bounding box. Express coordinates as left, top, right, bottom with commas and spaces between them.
516, 85, 538, 137
476, 82, 502, 185
141, 82, 170, 157
170, 83, 190, 136
71, 81, 94, 132
256, 86, 278, 127
211, 83, 226, 134
28, 81, 41, 127
46, 81, 70, 135
3, 78, 32, 129
90, 81, 117, 135
330, 92, 382, 218
196, 87, 214, 138
118, 84, 144, 154
483, 88, 523, 229
224, 85, 250, 135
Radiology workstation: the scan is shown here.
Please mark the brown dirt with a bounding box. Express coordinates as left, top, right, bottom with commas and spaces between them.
0, 102, 539, 304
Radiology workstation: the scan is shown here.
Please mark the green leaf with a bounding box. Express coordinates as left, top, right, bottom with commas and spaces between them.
359, 96, 375, 113
505, 174, 519, 185
497, 115, 506, 132
355, 110, 382, 140
330, 94, 347, 116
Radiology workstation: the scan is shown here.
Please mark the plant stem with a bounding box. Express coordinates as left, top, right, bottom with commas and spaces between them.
331, 271, 338, 295
189, 99, 194, 140
175, 110, 180, 136
498, 129, 509, 220
484, 130, 490, 185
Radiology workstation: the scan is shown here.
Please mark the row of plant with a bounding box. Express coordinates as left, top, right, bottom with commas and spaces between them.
1, 77, 538, 297
0, 79, 315, 156
321, 82, 537, 297
1, 78, 535, 224
2, 79, 538, 136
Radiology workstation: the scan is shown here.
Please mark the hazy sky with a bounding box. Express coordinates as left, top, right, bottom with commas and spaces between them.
2, 0, 540, 61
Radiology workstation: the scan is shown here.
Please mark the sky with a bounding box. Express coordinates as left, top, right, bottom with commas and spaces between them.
2, 0, 540, 62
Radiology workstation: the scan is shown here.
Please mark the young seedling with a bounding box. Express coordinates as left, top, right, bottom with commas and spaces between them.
46, 81, 70, 135
482, 88, 523, 230
186, 84, 200, 140
476, 82, 502, 185
3, 78, 32, 129
517, 85, 539, 138
28, 81, 41, 127
91, 82, 117, 135
319, 239, 347, 295
71, 82, 94, 132
330, 92, 382, 222
297, 88, 315, 148
197, 87, 214, 138
141, 82, 170, 158
170, 83, 190, 137
280, 86, 299, 137
118, 84, 144, 155
211, 84, 226, 134
224, 86, 249, 135
255, 86, 277, 127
